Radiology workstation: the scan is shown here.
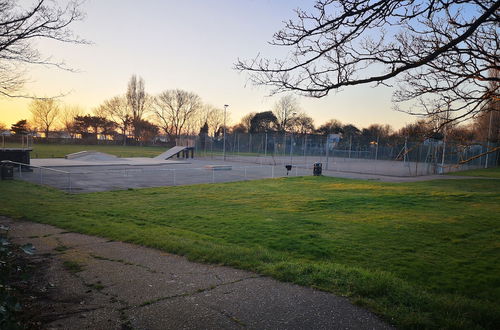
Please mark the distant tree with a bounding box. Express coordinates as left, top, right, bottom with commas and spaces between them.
231, 123, 247, 134
198, 121, 209, 146
342, 124, 361, 139
289, 113, 314, 134
199, 122, 209, 136
135, 119, 158, 143
398, 120, 432, 141
29, 99, 60, 138
201, 105, 225, 137
361, 124, 393, 145
126, 75, 147, 139
73, 115, 108, 140
473, 74, 500, 142
100, 120, 117, 140
97, 96, 132, 144
59, 105, 83, 138
0, 0, 86, 98
249, 111, 278, 133
11, 120, 30, 135
153, 89, 202, 138
447, 125, 476, 144
316, 119, 343, 136
473, 109, 500, 142
0, 122, 7, 131
238, 112, 257, 134
273, 95, 300, 131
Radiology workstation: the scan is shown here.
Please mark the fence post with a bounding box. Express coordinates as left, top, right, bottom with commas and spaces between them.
40, 168, 43, 184
244, 167, 247, 179
325, 136, 329, 171
173, 169, 176, 185
264, 132, 268, 158
212, 169, 215, 183
68, 173, 72, 193
349, 135, 352, 159
271, 166, 274, 178
303, 135, 307, 167
249, 133, 252, 154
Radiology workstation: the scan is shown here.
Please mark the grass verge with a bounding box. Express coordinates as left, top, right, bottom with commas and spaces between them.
449, 167, 500, 178
3, 143, 166, 159
0, 177, 499, 329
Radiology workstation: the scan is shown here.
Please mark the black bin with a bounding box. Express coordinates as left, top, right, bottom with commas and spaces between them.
313, 162, 322, 176
1, 165, 14, 180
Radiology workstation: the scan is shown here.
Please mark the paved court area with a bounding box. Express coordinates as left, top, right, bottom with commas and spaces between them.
2, 217, 393, 329
18, 158, 310, 193
10, 156, 476, 193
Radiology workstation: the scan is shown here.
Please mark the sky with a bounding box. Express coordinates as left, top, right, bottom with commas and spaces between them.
0, 0, 415, 130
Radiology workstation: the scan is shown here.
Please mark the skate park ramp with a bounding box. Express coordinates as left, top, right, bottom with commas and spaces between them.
65, 151, 119, 161
153, 146, 188, 160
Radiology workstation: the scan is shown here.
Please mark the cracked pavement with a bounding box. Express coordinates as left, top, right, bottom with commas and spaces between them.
1, 217, 393, 329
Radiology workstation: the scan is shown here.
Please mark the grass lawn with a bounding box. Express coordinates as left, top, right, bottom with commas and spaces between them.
449, 167, 500, 178
0, 177, 499, 329
3, 142, 167, 159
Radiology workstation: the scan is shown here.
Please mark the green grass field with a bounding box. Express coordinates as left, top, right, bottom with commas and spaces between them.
450, 167, 500, 178
2, 142, 166, 159
0, 176, 499, 329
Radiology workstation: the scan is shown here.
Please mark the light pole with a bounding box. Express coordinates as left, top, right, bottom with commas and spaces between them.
223, 104, 229, 161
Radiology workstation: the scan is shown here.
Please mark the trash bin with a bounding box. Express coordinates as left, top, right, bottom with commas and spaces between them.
313, 163, 322, 176
1, 165, 14, 180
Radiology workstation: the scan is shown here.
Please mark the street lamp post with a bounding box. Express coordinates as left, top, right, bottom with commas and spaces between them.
223, 104, 229, 161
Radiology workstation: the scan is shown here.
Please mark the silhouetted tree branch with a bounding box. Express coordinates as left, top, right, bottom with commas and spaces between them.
236, 0, 500, 124
0, 0, 87, 98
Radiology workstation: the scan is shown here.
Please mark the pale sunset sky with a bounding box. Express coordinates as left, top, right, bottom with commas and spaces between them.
0, 0, 415, 129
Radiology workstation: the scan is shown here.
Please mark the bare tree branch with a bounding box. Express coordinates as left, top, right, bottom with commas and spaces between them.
236, 0, 500, 123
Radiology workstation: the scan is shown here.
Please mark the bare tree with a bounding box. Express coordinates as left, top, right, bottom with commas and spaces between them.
273, 95, 300, 131
126, 75, 147, 139
202, 105, 225, 137
153, 90, 202, 138
239, 112, 257, 133
97, 96, 131, 144
29, 98, 60, 137
59, 104, 83, 138
0, 0, 86, 98
236, 1, 500, 124
289, 113, 315, 134
316, 119, 343, 136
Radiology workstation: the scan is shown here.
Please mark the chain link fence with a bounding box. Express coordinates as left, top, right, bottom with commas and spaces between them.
192, 132, 499, 176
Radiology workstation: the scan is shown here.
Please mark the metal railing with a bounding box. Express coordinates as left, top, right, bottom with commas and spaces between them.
1, 161, 308, 193
1, 160, 73, 193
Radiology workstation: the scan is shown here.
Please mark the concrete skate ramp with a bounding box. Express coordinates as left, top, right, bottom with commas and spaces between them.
65, 151, 118, 161
153, 146, 188, 160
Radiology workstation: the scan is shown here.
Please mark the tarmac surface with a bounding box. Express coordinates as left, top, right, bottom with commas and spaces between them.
17, 156, 479, 193
1, 217, 393, 330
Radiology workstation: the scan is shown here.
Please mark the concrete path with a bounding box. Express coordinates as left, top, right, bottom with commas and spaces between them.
1, 217, 393, 330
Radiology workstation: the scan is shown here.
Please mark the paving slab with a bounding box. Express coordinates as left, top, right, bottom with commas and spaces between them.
1, 217, 393, 329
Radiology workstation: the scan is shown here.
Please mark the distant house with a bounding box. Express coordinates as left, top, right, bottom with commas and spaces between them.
0, 130, 11, 136
154, 135, 169, 143
47, 131, 72, 139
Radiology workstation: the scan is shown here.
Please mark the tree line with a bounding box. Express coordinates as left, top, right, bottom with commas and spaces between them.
2, 75, 227, 144
2, 75, 498, 147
